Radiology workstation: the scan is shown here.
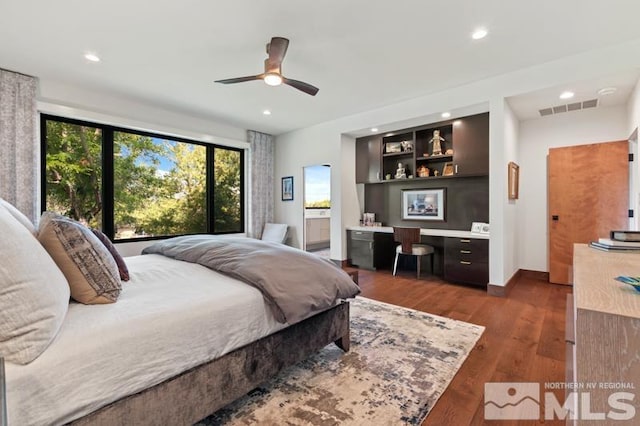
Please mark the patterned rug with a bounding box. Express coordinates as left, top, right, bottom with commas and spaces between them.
197, 297, 484, 425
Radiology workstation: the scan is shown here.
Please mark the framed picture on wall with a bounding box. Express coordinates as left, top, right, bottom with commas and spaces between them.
508, 162, 519, 200
401, 188, 446, 221
281, 176, 294, 201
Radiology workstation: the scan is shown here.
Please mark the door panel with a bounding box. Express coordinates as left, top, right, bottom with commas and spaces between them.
548, 141, 629, 284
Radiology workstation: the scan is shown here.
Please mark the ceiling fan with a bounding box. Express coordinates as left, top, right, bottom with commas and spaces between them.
215, 37, 319, 96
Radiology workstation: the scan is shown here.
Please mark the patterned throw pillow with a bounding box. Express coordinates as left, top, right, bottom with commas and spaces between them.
91, 228, 130, 281
38, 217, 122, 304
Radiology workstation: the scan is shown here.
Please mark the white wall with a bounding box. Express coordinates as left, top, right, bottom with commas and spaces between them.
517, 105, 629, 272
340, 134, 361, 259
627, 79, 640, 137
503, 100, 520, 283
274, 39, 640, 285
274, 126, 342, 252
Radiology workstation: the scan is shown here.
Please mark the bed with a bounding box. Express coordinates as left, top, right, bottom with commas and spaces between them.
0, 201, 359, 426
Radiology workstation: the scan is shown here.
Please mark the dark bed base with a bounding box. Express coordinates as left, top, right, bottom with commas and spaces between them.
68, 301, 350, 426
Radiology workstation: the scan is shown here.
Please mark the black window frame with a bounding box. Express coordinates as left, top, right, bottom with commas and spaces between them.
40, 113, 245, 242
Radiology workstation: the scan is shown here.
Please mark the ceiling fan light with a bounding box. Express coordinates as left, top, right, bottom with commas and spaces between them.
264, 73, 283, 86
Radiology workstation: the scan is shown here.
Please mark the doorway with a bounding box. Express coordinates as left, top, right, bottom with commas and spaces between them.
303, 164, 331, 257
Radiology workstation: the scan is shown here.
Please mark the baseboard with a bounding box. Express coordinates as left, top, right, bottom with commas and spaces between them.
519, 269, 550, 282
487, 269, 551, 297
487, 269, 521, 297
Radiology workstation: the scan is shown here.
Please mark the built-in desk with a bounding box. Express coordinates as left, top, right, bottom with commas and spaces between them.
346, 226, 489, 286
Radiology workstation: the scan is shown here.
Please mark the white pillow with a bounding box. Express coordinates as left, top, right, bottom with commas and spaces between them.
0, 197, 36, 235
0, 205, 70, 364
261, 223, 288, 244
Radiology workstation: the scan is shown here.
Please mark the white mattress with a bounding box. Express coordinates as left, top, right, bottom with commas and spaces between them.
5, 254, 287, 426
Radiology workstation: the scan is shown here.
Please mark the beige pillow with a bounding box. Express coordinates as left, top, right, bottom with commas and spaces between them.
0, 197, 36, 235
0, 205, 69, 364
38, 216, 122, 304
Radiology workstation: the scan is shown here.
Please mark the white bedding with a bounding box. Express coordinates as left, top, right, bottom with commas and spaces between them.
5, 254, 287, 426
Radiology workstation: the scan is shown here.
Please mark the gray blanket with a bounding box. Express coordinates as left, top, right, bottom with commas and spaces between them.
142, 235, 360, 324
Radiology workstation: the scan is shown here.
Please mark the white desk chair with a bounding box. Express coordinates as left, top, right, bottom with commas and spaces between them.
261, 223, 288, 244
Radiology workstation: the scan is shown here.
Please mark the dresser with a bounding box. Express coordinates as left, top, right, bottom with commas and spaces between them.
569, 244, 640, 424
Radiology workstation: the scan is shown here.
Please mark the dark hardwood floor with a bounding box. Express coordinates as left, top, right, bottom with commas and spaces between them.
345, 267, 571, 426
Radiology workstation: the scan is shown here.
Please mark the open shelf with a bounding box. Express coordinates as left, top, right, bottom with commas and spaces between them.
416, 154, 453, 162
382, 151, 414, 158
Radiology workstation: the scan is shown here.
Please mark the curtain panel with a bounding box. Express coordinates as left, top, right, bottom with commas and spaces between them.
0, 69, 38, 223
248, 130, 274, 238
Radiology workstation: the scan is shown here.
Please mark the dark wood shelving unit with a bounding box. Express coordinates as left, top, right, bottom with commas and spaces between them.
351, 113, 490, 288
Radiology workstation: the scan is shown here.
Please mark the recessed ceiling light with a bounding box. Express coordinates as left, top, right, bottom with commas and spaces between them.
471, 28, 488, 40
559, 91, 575, 100
385, 132, 394, 137
597, 87, 618, 96
84, 53, 100, 62
371, 128, 378, 132
263, 110, 271, 115
441, 112, 451, 118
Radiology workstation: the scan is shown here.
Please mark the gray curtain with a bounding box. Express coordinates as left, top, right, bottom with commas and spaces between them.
0, 69, 38, 222
248, 130, 274, 238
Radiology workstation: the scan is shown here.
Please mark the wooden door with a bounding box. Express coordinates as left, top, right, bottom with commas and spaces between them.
548, 141, 629, 284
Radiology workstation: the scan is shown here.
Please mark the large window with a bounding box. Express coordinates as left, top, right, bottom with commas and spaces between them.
42, 115, 244, 240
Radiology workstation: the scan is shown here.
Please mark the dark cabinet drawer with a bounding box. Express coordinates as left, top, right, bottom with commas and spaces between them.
350, 239, 374, 269
445, 246, 487, 263
351, 230, 374, 241
444, 237, 489, 286
445, 237, 488, 253
444, 258, 488, 286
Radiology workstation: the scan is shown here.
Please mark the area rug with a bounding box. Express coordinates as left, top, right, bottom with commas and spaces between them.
196, 297, 484, 425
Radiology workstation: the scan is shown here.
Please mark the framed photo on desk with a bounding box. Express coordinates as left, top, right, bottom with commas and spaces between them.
401, 188, 446, 221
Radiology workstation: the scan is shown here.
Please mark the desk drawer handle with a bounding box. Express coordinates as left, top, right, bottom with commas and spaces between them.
460, 239, 471, 243
355, 232, 363, 235
460, 261, 472, 265
460, 250, 471, 254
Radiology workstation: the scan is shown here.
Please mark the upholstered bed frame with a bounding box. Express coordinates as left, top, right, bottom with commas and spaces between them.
64, 301, 350, 425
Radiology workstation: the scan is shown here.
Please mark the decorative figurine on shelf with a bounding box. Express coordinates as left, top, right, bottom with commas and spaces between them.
401, 140, 413, 152
395, 162, 407, 179
429, 129, 445, 156
417, 165, 430, 177
434, 170, 439, 177
445, 148, 454, 155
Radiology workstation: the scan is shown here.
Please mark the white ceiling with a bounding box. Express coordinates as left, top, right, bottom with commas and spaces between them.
2, 1, 640, 135
507, 69, 640, 120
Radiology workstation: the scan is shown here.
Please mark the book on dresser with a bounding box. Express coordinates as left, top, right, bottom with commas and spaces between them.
597, 238, 640, 247
610, 230, 640, 242
589, 241, 640, 252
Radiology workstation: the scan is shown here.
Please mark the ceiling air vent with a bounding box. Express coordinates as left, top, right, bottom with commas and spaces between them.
567, 102, 581, 112
538, 98, 598, 117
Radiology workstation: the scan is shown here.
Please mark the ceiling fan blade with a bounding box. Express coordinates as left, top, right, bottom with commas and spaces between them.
215, 74, 263, 84
282, 77, 319, 96
267, 37, 289, 64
